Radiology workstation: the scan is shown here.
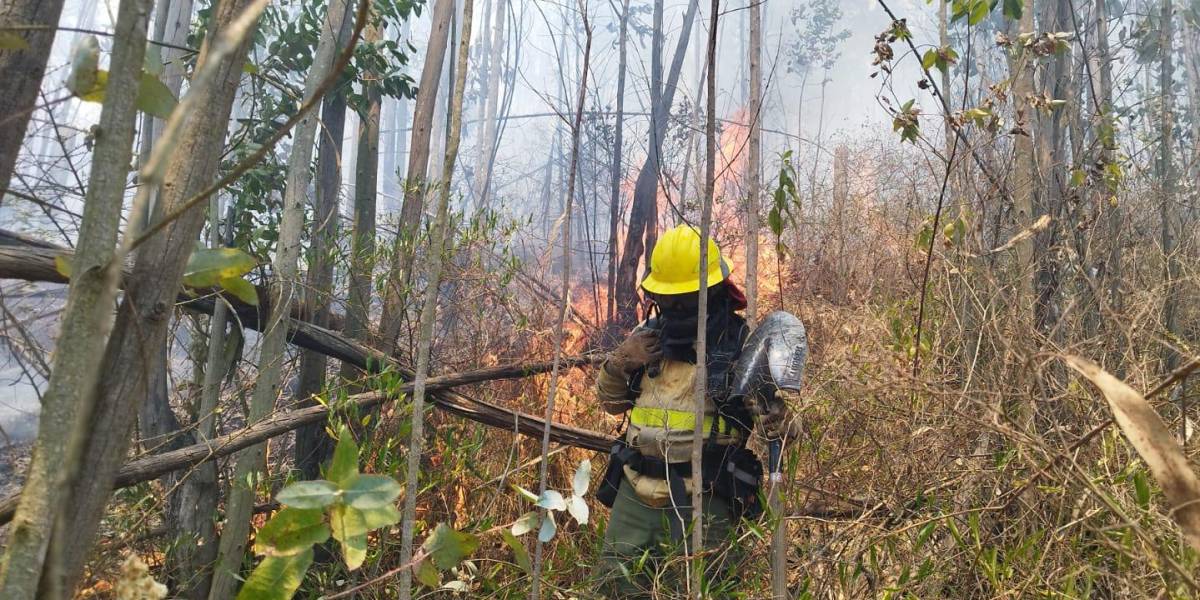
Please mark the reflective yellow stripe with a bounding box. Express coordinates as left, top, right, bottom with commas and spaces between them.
629, 406, 724, 432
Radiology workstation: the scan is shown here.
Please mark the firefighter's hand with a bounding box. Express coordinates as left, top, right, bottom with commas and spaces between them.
608, 329, 662, 374
755, 389, 803, 440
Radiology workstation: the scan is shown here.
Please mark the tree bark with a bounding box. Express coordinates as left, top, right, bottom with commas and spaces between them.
208, 2, 352, 597
0, 0, 68, 200
48, 1, 263, 595
614, 0, 701, 326
606, 0, 631, 329
0, 0, 151, 596
1010, 1, 1036, 306
746, 0, 761, 324
341, 20, 382, 385
472, 0, 506, 210
294, 3, 353, 477
397, 0, 474, 596
378, 0, 456, 354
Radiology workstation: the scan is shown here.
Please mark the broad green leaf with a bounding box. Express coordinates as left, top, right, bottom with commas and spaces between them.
567, 495, 589, 525
254, 508, 329, 556
536, 490, 566, 511
501, 530, 532, 573
330, 503, 401, 540
234, 548, 313, 600
538, 511, 557, 543
1003, 0, 1023, 19
136, 72, 178, 119
914, 521, 936, 551
572, 459, 592, 497
327, 428, 360, 488
0, 32, 29, 50
768, 207, 784, 236
219, 276, 258, 306
54, 255, 72, 278
921, 49, 938, 71
339, 533, 368, 570
182, 247, 257, 288
415, 559, 441, 587
511, 511, 539, 536
143, 45, 164, 76
968, 0, 990, 24
66, 36, 100, 97
343, 475, 402, 509
422, 523, 480, 570
276, 480, 339, 509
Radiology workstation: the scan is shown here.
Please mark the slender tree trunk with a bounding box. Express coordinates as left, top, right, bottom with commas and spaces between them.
746, 0, 761, 323
529, 8, 591, 600
0, 1, 152, 596
691, 3, 718, 595
378, 0, 456, 354
397, 1, 474, 596
294, 52, 351, 480
472, 0, 506, 210
342, 20, 382, 382
1011, 1, 1036, 305
614, 0, 701, 326
1159, 0, 1182, 402
208, 2, 351, 597
0, 0, 68, 200
606, 0, 630, 328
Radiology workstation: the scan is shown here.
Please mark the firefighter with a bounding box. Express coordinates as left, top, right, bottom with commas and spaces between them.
594, 224, 795, 598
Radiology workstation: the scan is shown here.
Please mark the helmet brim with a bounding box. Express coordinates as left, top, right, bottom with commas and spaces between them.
640, 257, 731, 295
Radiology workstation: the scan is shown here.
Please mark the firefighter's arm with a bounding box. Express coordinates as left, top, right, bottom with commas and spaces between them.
596, 329, 662, 415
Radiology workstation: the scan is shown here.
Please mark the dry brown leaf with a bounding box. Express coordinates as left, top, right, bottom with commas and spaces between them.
1065, 355, 1200, 552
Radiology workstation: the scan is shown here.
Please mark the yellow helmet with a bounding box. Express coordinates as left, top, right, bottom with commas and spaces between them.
640, 224, 731, 295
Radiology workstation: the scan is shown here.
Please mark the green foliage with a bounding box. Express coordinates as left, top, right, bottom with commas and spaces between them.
65, 34, 180, 119
892, 99, 921, 144
921, 46, 958, 75
236, 549, 313, 600
182, 247, 260, 305
769, 151, 802, 255
254, 508, 330, 555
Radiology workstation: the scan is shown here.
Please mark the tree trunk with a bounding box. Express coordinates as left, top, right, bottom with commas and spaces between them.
378, 0, 456, 354
472, 0, 506, 210
606, 0, 630, 329
397, 1, 474, 596
208, 2, 351, 597
691, 3, 719, 594
341, 20, 382, 383
294, 60, 350, 481
1159, 0, 1182, 415
1010, 1, 1036, 306
746, 0, 761, 323
47, 1, 263, 595
0, 0, 151, 596
614, 0, 701, 326
0, 0, 68, 200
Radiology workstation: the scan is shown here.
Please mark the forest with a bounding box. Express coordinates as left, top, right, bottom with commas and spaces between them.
0, 0, 1198, 597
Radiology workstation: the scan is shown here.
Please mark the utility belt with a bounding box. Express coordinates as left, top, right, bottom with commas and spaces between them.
597, 436, 764, 538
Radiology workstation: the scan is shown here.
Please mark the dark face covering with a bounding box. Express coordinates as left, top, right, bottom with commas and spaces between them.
649, 283, 736, 364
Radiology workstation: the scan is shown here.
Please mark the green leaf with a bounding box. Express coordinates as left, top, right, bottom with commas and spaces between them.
422, 523, 479, 570
768, 207, 784, 236
66, 36, 100, 97
1069, 168, 1086, 188
512, 484, 539, 503
415, 559, 441, 587
327, 428, 360, 488
330, 503, 401, 540
968, 0, 990, 24
1003, 0, 1023, 19
243, 61, 260, 74
54, 255, 72, 278
219, 276, 258, 306
501, 530, 532, 574
914, 521, 936, 551
1132, 470, 1151, 510
136, 72, 178, 119
254, 508, 329, 556
339, 533, 368, 570
0, 32, 30, 50
235, 548, 313, 600
182, 247, 257, 288
143, 45, 164, 76
921, 49, 939, 71
276, 480, 339, 509
567, 495, 589, 525
343, 475, 402, 509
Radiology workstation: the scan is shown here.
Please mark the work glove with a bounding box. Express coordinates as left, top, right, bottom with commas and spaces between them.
608, 329, 662, 375
749, 388, 803, 440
